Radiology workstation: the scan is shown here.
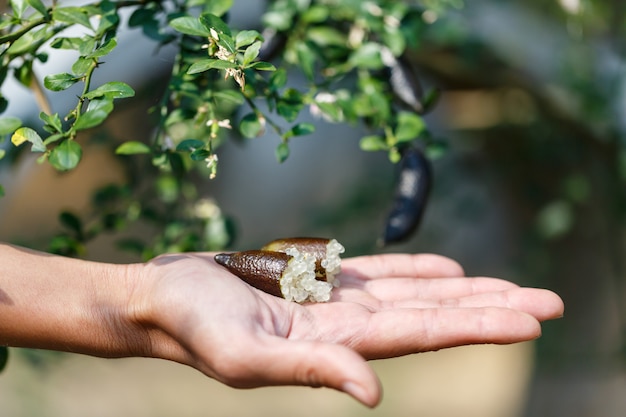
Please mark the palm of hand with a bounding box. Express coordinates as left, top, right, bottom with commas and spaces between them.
142, 252, 563, 407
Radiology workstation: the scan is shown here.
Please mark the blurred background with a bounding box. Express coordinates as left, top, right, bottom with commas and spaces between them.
1, 0, 626, 416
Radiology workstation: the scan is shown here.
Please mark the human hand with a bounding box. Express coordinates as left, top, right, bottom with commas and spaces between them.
129, 252, 564, 407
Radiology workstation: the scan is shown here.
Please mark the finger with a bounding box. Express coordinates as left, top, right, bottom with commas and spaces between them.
215, 336, 382, 407
341, 253, 464, 280
346, 276, 519, 302
386, 288, 564, 321
344, 307, 543, 359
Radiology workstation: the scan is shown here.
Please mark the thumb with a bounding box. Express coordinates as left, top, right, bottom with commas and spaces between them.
233, 336, 382, 407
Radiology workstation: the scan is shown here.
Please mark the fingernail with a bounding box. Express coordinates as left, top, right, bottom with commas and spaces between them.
342, 381, 373, 407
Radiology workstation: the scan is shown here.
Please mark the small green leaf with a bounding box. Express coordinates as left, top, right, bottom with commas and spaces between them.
87, 37, 117, 59
190, 148, 211, 161
50, 37, 83, 50
169, 16, 211, 37
236, 30, 261, 48
84, 81, 135, 100
395, 112, 425, 142
26, 0, 48, 17
199, 13, 232, 37
116, 141, 151, 155
275, 142, 290, 163
247, 61, 276, 71
0, 117, 22, 135
72, 57, 92, 76
284, 122, 315, 139
11, 127, 45, 152
269, 68, 287, 90
360, 135, 387, 151
52, 7, 92, 29
306, 27, 346, 47
239, 113, 264, 138
0, 184, 4, 198
187, 59, 237, 74
43, 73, 78, 92
10, 0, 28, 18
349, 42, 384, 70
39, 112, 63, 133
49, 140, 82, 171
212, 90, 245, 104
203, 0, 233, 16
176, 139, 205, 152
59, 211, 83, 236
0, 150, 6, 161
243, 41, 262, 66
296, 42, 316, 81
73, 108, 109, 131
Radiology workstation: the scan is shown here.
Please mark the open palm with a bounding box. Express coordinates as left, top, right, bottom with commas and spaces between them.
138, 252, 563, 407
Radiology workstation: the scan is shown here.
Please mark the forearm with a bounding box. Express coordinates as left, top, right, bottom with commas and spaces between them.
0, 243, 144, 357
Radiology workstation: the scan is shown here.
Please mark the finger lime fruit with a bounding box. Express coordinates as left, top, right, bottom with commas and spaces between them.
261, 237, 345, 285
214, 248, 334, 303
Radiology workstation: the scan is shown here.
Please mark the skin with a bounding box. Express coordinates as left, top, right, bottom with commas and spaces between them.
0, 243, 564, 408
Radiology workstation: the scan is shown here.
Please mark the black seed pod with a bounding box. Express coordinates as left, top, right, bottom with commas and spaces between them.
381, 147, 432, 245
382, 49, 425, 114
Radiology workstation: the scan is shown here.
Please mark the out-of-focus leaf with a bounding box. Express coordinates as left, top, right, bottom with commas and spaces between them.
116, 141, 151, 155
49, 140, 82, 171
11, 127, 45, 152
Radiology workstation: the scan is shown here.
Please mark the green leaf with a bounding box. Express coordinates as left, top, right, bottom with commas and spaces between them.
169, 16, 211, 37
0, 117, 22, 135
11, 127, 45, 152
306, 27, 346, 47
199, 13, 232, 38
50, 37, 83, 50
59, 211, 83, 236
239, 113, 264, 138
190, 148, 211, 161
203, 0, 233, 16
87, 37, 117, 59
349, 42, 384, 70
236, 30, 261, 48
247, 61, 276, 71
0, 150, 6, 161
187, 59, 237, 75
395, 112, 425, 142
243, 41, 262, 66
296, 42, 316, 81
275, 142, 290, 163
26, 0, 48, 16
7, 27, 50, 55
284, 122, 315, 139
0, 346, 8, 373
10, 0, 27, 18
176, 139, 204, 152
39, 112, 63, 133
116, 141, 151, 155
84, 81, 135, 100
360, 135, 387, 151
269, 68, 287, 90
72, 57, 92, 76
212, 90, 245, 105
73, 108, 109, 131
43, 73, 78, 92
52, 7, 92, 30
49, 140, 82, 171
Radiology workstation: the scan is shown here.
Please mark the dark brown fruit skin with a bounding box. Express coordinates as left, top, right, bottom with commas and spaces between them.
381, 147, 432, 245
214, 250, 290, 298
261, 238, 329, 280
